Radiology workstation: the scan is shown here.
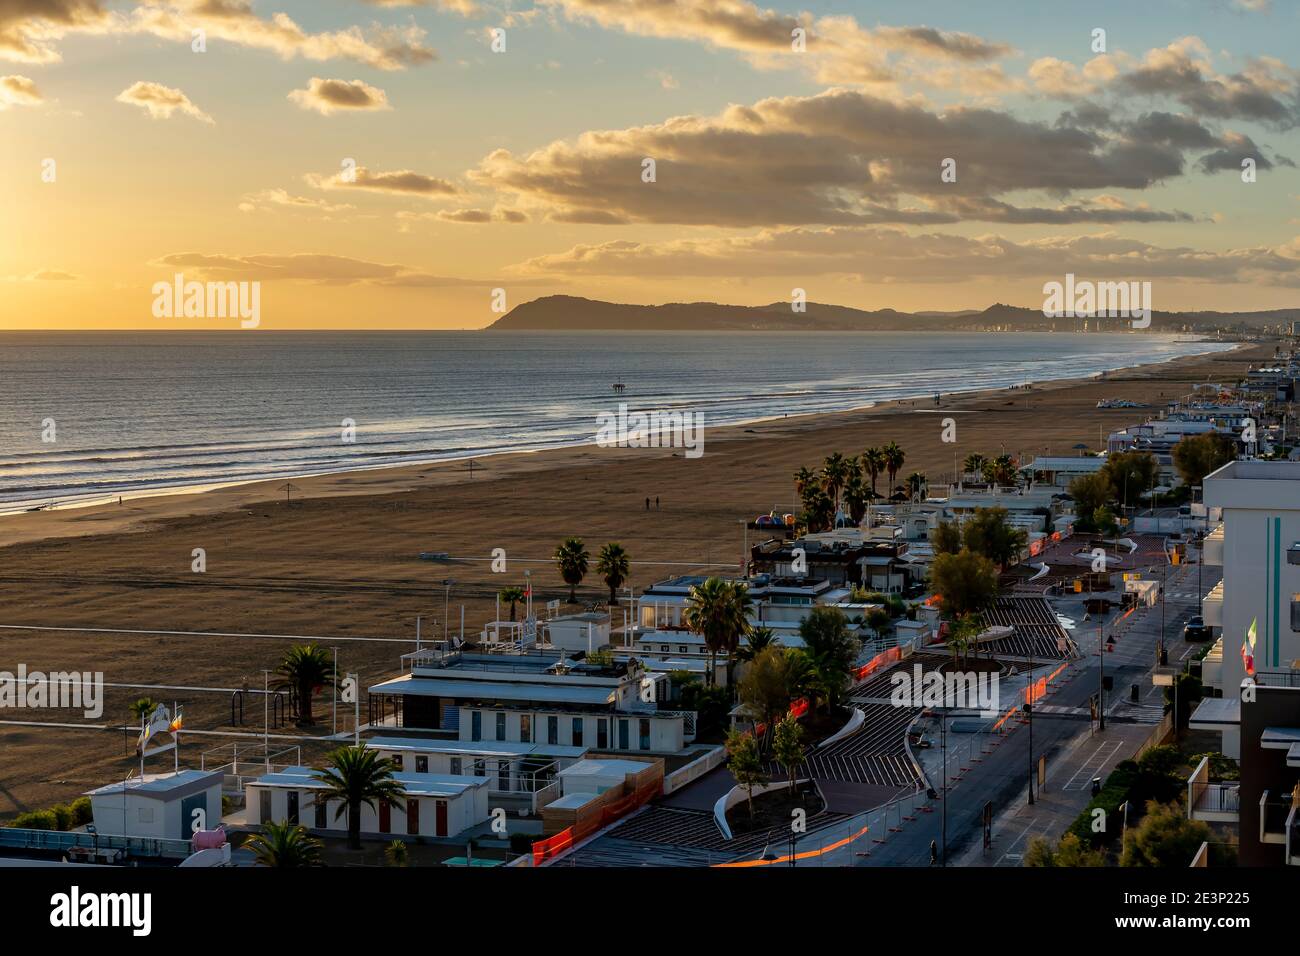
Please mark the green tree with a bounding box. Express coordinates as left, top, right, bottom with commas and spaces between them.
798, 607, 857, 713
737, 646, 808, 741
684, 577, 753, 686
738, 626, 779, 663
930, 520, 962, 556
554, 537, 590, 603
274, 643, 333, 727
771, 714, 805, 796
820, 452, 849, 513
1024, 832, 1106, 867
800, 488, 835, 532
882, 441, 905, 490
129, 697, 157, 722
498, 586, 525, 621
987, 454, 1018, 486
1068, 471, 1115, 527
1119, 800, 1211, 867
1101, 451, 1158, 510
930, 549, 999, 618
962, 453, 987, 480
596, 542, 630, 606
246, 820, 324, 867
844, 475, 870, 525
962, 507, 1028, 570
905, 472, 927, 500
1172, 432, 1237, 488
312, 745, 407, 851
725, 729, 767, 822
865, 607, 892, 642
385, 839, 410, 867
862, 447, 886, 496
793, 466, 815, 497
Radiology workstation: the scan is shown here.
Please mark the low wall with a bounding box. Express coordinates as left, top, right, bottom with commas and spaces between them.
714, 778, 810, 840
663, 746, 727, 795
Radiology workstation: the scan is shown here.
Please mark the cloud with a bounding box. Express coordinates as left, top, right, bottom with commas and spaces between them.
0, 74, 42, 108
0, 1, 436, 70
238, 188, 354, 214
115, 81, 213, 122
288, 77, 390, 115
396, 206, 529, 226
539, 0, 1011, 89
306, 165, 460, 198
359, 0, 479, 14
151, 251, 551, 287
509, 226, 1300, 287
468, 87, 1205, 228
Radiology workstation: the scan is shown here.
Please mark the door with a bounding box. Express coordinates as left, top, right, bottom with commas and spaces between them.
287, 790, 299, 825
618, 719, 629, 749
259, 789, 271, 824
407, 799, 420, 835
435, 799, 448, 837
379, 800, 391, 833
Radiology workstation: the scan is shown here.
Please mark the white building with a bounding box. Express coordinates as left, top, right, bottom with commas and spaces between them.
245, 765, 491, 840
1198, 460, 1300, 757
86, 769, 223, 841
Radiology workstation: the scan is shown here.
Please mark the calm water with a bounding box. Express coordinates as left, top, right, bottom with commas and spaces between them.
0, 331, 1233, 510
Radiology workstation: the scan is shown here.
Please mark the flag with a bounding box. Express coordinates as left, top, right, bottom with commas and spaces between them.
1242, 617, 1257, 677
168, 711, 184, 734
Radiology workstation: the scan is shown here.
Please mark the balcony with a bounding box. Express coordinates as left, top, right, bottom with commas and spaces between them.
1187, 756, 1240, 823
1202, 524, 1224, 566
1259, 790, 1295, 845
1202, 580, 1224, 628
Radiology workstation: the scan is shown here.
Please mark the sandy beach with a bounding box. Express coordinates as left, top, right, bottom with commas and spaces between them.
0, 339, 1265, 816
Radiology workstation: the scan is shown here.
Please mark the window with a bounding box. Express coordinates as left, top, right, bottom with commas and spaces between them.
471, 711, 482, 742
520, 714, 532, 743
597, 719, 608, 749
496, 711, 506, 741
572, 718, 583, 747
415, 755, 429, 774
498, 760, 510, 792
315, 799, 327, 829
639, 718, 651, 751
138, 806, 154, 823
548, 716, 559, 745
390, 754, 403, 771
1288, 543, 1300, 566
661, 645, 670, 653
450, 757, 462, 775
679, 646, 688, 654
1292, 594, 1300, 631
618, 719, 629, 750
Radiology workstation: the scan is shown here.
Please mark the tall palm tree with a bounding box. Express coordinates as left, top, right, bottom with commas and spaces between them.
596, 542, 631, 606
683, 578, 753, 686
882, 441, 905, 489
820, 452, 849, 512
498, 586, 526, 621
963, 453, 987, 481
129, 697, 157, 723
844, 475, 869, 525
553, 537, 589, 603
792, 466, 815, 497
246, 820, 324, 867
312, 745, 407, 851
862, 447, 886, 496
801, 487, 835, 532
738, 625, 780, 663
274, 643, 333, 727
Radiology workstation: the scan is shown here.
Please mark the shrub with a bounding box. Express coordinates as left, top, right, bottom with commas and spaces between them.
50, 804, 74, 831
69, 797, 93, 827
10, 809, 60, 831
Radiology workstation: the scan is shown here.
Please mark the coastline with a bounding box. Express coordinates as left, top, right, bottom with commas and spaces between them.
0, 336, 1245, 538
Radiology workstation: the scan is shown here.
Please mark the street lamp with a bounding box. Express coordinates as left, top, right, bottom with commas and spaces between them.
441, 579, 455, 643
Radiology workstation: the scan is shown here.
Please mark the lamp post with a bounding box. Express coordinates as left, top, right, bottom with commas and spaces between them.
441, 579, 455, 643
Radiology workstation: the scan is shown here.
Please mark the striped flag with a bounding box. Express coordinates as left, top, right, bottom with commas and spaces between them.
1242, 617, 1257, 677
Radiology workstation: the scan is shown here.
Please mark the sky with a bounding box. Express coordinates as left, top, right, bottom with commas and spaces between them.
2, 0, 1300, 329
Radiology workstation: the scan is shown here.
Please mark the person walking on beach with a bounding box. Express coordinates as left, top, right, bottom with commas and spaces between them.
645, 497, 650, 511
655, 496, 660, 510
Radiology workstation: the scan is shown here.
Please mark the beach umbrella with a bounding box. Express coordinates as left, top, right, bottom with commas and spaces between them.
1072, 443, 1088, 456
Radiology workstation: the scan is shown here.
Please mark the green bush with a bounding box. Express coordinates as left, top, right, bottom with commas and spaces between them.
69, 797, 93, 827
10, 809, 60, 831
49, 804, 74, 831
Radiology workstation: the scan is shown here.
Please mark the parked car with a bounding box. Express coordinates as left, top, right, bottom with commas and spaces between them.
1183, 615, 1213, 642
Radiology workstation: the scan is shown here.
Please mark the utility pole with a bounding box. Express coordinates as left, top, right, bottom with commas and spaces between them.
1098, 610, 1106, 732
332, 646, 339, 737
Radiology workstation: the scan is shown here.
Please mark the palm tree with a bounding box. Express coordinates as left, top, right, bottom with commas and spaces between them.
554, 537, 589, 603
862, 447, 886, 496
793, 466, 815, 497
683, 577, 753, 686
844, 475, 869, 525
312, 745, 407, 851
905, 471, 927, 501
596, 542, 630, 606
129, 697, 157, 723
801, 487, 834, 532
963, 453, 987, 481
738, 626, 779, 663
274, 643, 333, 727
882, 441, 905, 489
246, 820, 324, 867
498, 586, 526, 621
820, 452, 849, 512
385, 839, 410, 867
990, 454, 1018, 486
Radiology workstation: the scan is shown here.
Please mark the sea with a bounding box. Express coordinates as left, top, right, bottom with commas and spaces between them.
0, 331, 1236, 512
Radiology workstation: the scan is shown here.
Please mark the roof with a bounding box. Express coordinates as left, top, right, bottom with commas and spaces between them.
367, 736, 587, 759
1260, 726, 1300, 750
1189, 697, 1240, 729
557, 758, 651, 779
85, 769, 223, 801
250, 766, 489, 798
368, 673, 617, 706
546, 792, 602, 810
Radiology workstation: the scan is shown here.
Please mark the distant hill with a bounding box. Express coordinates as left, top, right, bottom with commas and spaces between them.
487, 295, 1300, 333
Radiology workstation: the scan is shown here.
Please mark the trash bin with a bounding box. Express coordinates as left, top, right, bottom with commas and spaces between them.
1130, 683, 1140, 703
1091, 777, 1102, 796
